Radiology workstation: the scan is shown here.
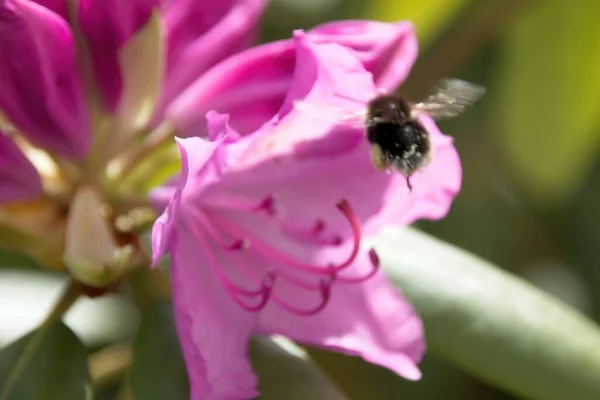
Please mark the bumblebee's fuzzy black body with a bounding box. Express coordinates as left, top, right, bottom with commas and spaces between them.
365, 94, 431, 182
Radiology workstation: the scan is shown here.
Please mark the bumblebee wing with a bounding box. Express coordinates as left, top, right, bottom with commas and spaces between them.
293, 100, 366, 129
412, 79, 486, 119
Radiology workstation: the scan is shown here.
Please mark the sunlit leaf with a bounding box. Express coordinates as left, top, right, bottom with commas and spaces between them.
0, 322, 91, 400
364, 0, 471, 47
491, 0, 600, 206
371, 227, 600, 400
251, 336, 350, 400
130, 299, 189, 400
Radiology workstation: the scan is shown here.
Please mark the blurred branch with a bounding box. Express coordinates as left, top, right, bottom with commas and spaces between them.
402, 0, 532, 98
89, 343, 133, 388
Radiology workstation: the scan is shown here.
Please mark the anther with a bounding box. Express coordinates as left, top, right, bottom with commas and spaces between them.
330, 235, 343, 246
257, 195, 276, 216
335, 248, 381, 283
228, 239, 250, 250
328, 199, 362, 272
312, 219, 326, 233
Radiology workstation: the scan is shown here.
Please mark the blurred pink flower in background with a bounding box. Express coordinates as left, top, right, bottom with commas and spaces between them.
0, 0, 266, 203
152, 28, 461, 399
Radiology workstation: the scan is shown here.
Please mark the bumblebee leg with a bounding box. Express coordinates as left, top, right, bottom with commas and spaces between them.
405, 176, 413, 192
370, 144, 388, 171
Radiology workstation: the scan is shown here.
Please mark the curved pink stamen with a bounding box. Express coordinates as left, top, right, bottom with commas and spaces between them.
190, 208, 251, 251
336, 248, 381, 283
272, 278, 332, 316
329, 200, 362, 272
282, 218, 345, 246
203, 193, 276, 216
187, 219, 272, 312
212, 199, 362, 276
223, 276, 274, 312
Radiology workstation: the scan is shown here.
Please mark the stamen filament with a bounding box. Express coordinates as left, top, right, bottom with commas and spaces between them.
187, 220, 271, 311
335, 249, 381, 283
211, 198, 362, 276
190, 207, 249, 250
203, 194, 276, 216
271, 278, 332, 315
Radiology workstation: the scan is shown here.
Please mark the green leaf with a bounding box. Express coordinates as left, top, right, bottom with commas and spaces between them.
371, 227, 600, 400
251, 336, 350, 400
0, 322, 92, 400
491, 0, 600, 206
0, 246, 40, 270
130, 299, 189, 400
364, 0, 471, 47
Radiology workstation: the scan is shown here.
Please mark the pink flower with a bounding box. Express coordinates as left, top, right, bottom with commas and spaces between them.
0, 0, 267, 203
0, 0, 266, 276
168, 20, 418, 137
0, 132, 41, 203
0, 0, 90, 158
151, 30, 461, 399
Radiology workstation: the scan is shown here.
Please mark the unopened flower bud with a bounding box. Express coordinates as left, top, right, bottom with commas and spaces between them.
64, 186, 132, 287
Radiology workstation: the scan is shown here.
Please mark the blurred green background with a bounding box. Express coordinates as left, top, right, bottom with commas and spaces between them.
2, 0, 600, 399
260, 0, 600, 398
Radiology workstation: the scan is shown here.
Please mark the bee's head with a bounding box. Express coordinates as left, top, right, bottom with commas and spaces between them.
366, 94, 411, 125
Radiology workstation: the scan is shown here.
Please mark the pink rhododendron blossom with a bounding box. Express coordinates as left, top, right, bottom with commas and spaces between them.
158, 0, 267, 113
0, 0, 266, 205
77, 0, 160, 111
0, 0, 90, 158
151, 31, 461, 399
168, 20, 418, 136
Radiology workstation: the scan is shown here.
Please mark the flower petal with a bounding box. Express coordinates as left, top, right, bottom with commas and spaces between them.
0, 132, 41, 203
77, 0, 159, 112
151, 130, 231, 266
32, 0, 67, 19
152, 136, 259, 399
171, 229, 259, 400
158, 0, 267, 113
257, 250, 425, 381
167, 39, 295, 136
308, 20, 418, 91
167, 20, 417, 137
0, 0, 90, 158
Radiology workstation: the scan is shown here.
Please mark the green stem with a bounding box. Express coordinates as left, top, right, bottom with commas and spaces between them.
0, 280, 80, 400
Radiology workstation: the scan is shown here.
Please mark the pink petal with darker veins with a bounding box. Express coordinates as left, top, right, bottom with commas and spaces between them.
0, 132, 42, 203
77, 0, 159, 112
0, 0, 90, 158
